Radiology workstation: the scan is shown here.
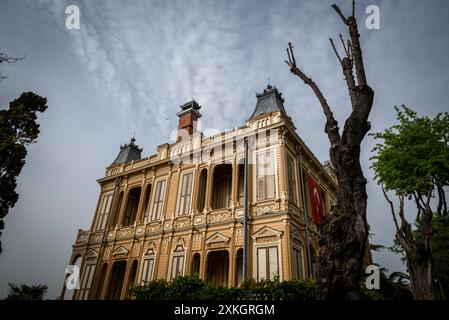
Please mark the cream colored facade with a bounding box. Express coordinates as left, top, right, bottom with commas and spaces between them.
63, 86, 337, 300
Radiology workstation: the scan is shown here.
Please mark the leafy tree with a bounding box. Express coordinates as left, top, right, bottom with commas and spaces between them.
371, 105, 449, 299
0, 92, 48, 253
285, 0, 374, 299
5, 283, 48, 300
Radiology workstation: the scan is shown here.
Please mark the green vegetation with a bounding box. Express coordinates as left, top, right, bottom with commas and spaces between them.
0, 92, 48, 254
131, 274, 317, 300
5, 283, 48, 300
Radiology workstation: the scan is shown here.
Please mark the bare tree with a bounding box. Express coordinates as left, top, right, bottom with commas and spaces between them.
285, 1, 374, 299
0, 50, 25, 81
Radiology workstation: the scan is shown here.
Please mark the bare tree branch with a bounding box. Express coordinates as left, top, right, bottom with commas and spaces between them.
332, 3, 349, 25
339, 34, 350, 59
382, 185, 400, 233
285, 42, 341, 148
0, 52, 25, 64
329, 38, 342, 64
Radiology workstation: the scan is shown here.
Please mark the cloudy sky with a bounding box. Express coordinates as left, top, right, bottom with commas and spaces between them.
1, 0, 448, 299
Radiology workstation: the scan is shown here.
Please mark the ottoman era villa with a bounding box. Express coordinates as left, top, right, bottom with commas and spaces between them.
62, 84, 338, 300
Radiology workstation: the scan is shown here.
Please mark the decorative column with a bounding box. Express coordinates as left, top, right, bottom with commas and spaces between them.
99, 262, 113, 299
190, 164, 200, 215
284, 219, 292, 281
278, 127, 288, 208
204, 163, 213, 212
199, 231, 207, 280
135, 171, 148, 224
120, 261, 132, 300
116, 187, 129, 227
231, 154, 238, 209
228, 226, 236, 286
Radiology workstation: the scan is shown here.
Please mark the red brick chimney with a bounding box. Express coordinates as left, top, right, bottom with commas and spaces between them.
176, 100, 202, 142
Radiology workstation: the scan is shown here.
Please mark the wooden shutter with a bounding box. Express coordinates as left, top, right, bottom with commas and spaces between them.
257, 178, 265, 200
268, 247, 279, 279
257, 248, 267, 281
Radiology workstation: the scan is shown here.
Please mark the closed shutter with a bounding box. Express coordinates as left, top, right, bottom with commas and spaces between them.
171, 256, 185, 280
268, 247, 279, 279
257, 248, 267, 281
177, 256, 184, 276
257, 178, 265, 200
179, 173, 193, 215
79, 264, 96, 300
266, 175, 275, 199
171, 256, 178, 280
292, 250, 298, 279
141, 258, 154, 284
152, 180, 166, 220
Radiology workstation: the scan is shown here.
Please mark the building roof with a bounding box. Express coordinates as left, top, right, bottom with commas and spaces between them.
111, 137, 143, 166
248, 85, 288, 120
177, 99, 202, 118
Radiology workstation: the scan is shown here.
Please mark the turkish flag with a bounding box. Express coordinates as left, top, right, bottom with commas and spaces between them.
307, 174, 325, 225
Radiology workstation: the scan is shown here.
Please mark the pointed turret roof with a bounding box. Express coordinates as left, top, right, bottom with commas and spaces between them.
248, 84, 288, 120
111, 137, 143, 166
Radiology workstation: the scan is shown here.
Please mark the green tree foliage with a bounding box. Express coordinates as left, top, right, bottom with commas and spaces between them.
370, 105, 449, 299
371, 105, 449, 197
0, 92, 48, 253
5, 283, 48, 300
130, 274, 317, 300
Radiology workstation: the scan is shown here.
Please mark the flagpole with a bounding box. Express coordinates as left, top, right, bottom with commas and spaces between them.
298, 149, 313, 278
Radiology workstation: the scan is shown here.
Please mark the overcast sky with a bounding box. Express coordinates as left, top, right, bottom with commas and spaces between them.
1, 0, 448, 299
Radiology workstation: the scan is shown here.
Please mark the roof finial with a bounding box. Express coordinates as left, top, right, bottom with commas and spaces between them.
131, 131, 136, 144
268, 77, 270, 86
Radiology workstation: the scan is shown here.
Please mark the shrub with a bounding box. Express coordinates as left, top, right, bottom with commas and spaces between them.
131, 275, 317, 300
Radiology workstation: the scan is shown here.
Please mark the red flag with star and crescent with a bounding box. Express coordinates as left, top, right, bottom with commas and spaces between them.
307, 174, 325, 225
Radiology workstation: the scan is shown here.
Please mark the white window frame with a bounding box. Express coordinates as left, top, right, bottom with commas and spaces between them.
94, 191, 114, 230
253, 239, 282, 282
286, 151, 299, 206
253, 146, 278, 202
139, 252, 156, 284
78, 263, 96, 300
168, 251, 186, 281
150, 178, 167, 221
176, 170, 195, 217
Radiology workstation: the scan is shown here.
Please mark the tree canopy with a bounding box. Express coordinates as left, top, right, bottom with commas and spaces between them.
0, 92, 48, 254
371, 105, 449, 201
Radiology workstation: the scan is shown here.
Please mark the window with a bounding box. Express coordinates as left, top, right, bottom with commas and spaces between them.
140, 258, 154, 284
151, 180, 166, 220
286, 154, 298, 204
292, 248, 304, 280
95, 193, 113, 230
170, 255, 185, 280
123, 187, 141, 226
178, 172, 193, 216
256, 149, 276, 201
78, 264, 96, 300
257, 246, 279, 281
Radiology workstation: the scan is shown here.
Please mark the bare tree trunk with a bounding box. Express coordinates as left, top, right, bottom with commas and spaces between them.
285, 1, 373, 300
407, 254, 435, 299
383, 187, 437, 299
